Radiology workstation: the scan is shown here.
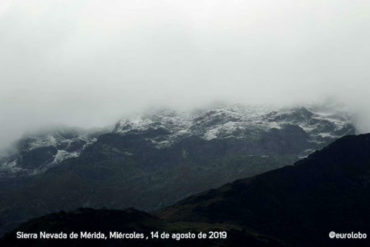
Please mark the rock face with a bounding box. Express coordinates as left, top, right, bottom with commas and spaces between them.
2, 134, 370, 247
0, 105, 356, 236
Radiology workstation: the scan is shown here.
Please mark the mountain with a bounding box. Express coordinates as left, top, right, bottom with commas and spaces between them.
0, 105, 354, 178
160, 134, 370, 246
0, 128, 98, 177
2, 133, 370, 247
0, 105, 355, 235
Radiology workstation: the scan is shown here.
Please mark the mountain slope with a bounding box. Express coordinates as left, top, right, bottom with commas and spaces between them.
0, 106, 355, 236
160, 134, 370, 246
0, 129, 98, 177
2, 133, 370, 246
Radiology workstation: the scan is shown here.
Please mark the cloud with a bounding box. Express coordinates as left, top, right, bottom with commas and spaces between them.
1, 0, 370, 147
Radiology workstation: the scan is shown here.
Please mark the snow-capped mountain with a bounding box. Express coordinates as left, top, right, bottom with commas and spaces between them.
0, 105, 355, 178
114, 105, 354, 152
0, 129, 97, 177
0, 105, 358, 235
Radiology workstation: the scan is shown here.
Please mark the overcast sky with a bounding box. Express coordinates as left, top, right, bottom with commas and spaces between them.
0, 0, 370, 148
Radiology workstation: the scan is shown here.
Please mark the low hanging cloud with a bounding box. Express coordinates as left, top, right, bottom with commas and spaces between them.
0, 0, 370, 148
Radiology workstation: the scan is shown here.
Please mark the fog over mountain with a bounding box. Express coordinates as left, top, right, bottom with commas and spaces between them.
1, 0, 370, 148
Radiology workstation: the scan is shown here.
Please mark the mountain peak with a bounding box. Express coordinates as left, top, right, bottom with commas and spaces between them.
114, 105, 354, 147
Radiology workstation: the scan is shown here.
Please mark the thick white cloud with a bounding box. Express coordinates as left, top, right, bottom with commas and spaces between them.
1, 0, 370, 147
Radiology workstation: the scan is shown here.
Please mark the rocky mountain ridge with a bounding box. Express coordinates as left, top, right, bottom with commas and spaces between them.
0, 105, 355, 178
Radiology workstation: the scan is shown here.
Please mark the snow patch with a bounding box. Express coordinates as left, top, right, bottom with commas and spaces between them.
53, 150, 80, 164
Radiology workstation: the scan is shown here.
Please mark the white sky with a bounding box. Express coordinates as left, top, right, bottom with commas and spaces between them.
1, 0, 370, 147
